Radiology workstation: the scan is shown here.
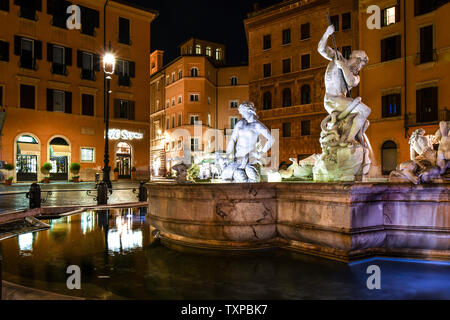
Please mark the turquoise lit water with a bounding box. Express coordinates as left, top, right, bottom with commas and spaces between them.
1, 208, 449, 300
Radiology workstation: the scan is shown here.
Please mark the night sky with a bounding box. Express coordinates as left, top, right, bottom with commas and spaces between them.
122, 0, 282, 65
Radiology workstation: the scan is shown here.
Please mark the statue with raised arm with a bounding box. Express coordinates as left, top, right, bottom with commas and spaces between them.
312, 24, 372, 182
222, 101, 274, 183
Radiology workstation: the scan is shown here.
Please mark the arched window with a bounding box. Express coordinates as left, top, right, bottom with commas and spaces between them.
301, 85, 311, 105
382, 141, 397, 175
195, 44, 201, 55
263, 91, 272, 110
282, 88, 292, 107
230, 76, 238, 86
190, 67, 199, 77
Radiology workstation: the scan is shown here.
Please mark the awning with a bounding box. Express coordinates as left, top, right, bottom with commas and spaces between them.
51, 145, 70, 155
18, 142, 40, 154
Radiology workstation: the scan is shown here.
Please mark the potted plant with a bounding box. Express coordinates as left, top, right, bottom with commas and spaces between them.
114, 167, 119, 181
41, 162, 52, 183
5, 176, 13, 186
69, 162, 81, 182
131, 166, 137, 180
3, 163, 14, 184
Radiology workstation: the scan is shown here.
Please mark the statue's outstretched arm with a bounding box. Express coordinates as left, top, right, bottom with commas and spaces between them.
318, 25, 336, 61
258, 123, 274, 153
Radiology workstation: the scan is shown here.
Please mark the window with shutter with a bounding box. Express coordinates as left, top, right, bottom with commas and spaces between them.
80, 6, 99, 36
82, 94, 95, 116
20, 84, 35, 109
301, 23, 310, 40
382, 93, 401, 118
0, 0, 9, 12
119, 17, 131, 44
20, 38, 34, 69
416, 87, 438, 123
0, 41, 9, 62
419, 25, 434, 64
342, 12, 351, 30
381, 35, 401, 62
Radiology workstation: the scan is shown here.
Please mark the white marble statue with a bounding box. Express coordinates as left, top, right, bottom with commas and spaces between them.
390, 123, 450, 184
313, 24, 372, 182
222, 102, 274, 183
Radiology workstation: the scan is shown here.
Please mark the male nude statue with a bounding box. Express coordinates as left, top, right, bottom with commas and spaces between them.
318, 24, 371, 146
223, 101, 274, 182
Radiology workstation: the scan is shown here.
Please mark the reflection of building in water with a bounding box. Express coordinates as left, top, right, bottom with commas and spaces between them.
81, 211, 96, 235
18, 233, 33, 252
107, 215, 143, 253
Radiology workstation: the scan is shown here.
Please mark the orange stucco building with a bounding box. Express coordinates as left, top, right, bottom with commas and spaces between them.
0, 0, 157, 182
244, 0, 359, 164
358, 0, 450, 177
149, 39, 248, 176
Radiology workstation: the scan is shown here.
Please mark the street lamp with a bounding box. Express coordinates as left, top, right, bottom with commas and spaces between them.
102, 52, 116, 190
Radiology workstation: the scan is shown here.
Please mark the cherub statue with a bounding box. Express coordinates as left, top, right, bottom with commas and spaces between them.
222, 102, 274, 183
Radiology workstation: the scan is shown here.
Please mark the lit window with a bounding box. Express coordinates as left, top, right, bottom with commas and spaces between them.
215, 48, 223, 60
206, 47, 212, 56
196, 44, 201, 54
384, 6, 397, 26
81, 147, 95, 162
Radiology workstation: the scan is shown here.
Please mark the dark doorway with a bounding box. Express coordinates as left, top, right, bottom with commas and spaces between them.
49, 137, 70, 181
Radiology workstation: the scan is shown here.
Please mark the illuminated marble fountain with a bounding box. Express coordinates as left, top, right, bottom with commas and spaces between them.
146, 26, 450, 262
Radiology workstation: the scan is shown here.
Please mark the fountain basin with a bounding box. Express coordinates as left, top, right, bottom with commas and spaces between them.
147, 182, 450, 262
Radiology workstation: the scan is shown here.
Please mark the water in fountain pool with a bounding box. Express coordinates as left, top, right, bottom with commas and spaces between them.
0, 208, 449, 300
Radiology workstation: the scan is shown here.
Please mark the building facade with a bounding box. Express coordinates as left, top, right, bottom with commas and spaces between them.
244, 0, 360, 164
358, 0, 450, 177
149, 38, 248, 176
0, 0, 157, 182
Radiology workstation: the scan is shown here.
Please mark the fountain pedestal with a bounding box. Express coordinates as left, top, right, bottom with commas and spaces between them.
147, 182, 450, 262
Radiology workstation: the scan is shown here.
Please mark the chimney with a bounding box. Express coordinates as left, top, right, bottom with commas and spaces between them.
150, 50, 164, 75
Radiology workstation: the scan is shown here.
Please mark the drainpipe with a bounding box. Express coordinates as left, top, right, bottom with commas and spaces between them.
403, 0, 408, 138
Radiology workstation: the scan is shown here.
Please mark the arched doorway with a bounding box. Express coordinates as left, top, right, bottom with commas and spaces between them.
49, 136, 70, 180
16, 134, 40, 182
382, 141, 398, 175
116, 142, 132, 179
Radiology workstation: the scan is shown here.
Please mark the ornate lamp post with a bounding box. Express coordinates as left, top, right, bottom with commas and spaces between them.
102, 52, 116, 190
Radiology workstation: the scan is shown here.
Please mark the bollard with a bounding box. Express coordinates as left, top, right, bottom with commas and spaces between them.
138, 181, 147, 202
26, 183, 41, 209
97, 181, 108, 205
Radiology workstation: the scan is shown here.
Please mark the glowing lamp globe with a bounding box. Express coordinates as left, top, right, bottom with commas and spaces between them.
103, 53, 116, 75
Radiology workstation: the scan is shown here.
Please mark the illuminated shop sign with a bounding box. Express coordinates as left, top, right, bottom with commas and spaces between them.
108, 129, 143, 140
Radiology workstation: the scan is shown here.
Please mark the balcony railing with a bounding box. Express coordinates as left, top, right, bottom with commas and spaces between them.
259, 103, 325, 119
405, 109, 449, 127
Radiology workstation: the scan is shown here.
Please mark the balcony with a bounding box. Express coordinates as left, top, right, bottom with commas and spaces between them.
414, 50, 438, 65
259, 103, 325, 120
405, 109, 449, 128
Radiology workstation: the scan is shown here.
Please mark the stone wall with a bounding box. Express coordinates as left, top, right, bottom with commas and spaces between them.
147, 182, 450, 262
